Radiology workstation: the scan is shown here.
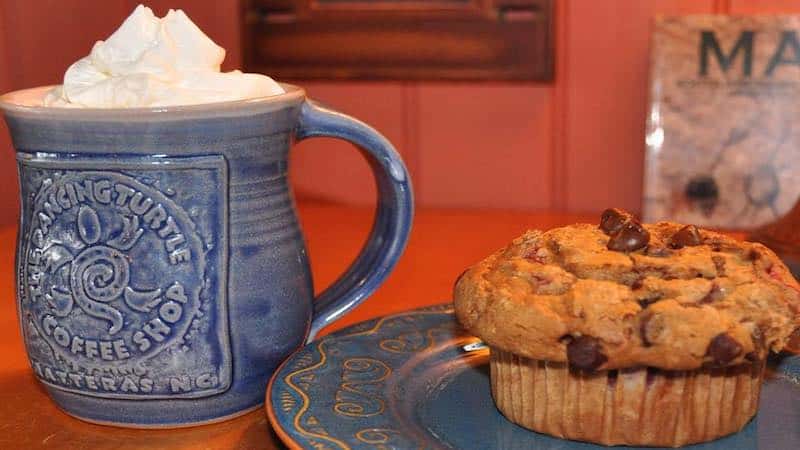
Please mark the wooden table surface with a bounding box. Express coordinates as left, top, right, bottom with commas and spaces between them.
0, 200, 592, 449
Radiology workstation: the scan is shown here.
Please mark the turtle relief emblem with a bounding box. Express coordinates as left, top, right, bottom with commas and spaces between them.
43, 206, 162, 335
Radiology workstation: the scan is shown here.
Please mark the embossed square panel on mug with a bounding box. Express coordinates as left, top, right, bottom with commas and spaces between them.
0, 83, 413, 427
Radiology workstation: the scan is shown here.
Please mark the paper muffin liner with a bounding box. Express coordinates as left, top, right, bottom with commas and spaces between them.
490, 348, 764, 447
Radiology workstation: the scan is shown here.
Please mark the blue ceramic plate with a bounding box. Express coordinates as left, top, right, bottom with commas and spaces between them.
267, 305, 800, 449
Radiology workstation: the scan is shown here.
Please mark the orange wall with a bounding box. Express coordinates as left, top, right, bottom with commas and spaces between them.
2, 0, 800, 227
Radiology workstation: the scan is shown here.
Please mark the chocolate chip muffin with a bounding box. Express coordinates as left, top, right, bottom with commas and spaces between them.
454, 209, 800, 447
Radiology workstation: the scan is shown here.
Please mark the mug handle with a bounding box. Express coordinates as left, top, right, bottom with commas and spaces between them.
294, 100, 414, 342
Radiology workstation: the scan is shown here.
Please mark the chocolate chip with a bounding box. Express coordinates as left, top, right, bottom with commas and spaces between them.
637, 295, 663, 309
744, 351, 760, 363
668, 225, 702, 249
639, 313, 664, 347
600, 208, 631, 235
645, 367, 658, 387
631, 277, 644, 290
607, 370, 619, 388
707, 333, 742, 366
700, 283, 725, 304
567, 336, 607, 370
558, 334, 574, 344
607, 221, 650, 252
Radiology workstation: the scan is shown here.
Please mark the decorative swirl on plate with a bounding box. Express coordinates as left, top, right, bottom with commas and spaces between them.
380, 323, 456, 354
380, 329, 425, 353
334, 358, 391, 417
70, 245, 128, 334
355, 427, 401, 446
272, 306, 457, 449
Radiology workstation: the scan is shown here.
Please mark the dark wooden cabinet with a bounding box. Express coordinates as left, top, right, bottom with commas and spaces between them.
243, 0, 554, 81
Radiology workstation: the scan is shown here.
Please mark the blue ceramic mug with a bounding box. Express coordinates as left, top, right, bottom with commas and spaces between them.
0, 84, 413, 427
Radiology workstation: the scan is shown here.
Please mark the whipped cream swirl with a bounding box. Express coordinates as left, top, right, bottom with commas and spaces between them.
44, 4, 284, 108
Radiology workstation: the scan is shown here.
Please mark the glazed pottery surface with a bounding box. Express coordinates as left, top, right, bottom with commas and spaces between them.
0, 84, 413, 427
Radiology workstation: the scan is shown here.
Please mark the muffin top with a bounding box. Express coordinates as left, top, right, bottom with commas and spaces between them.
454, 209, 800, 371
